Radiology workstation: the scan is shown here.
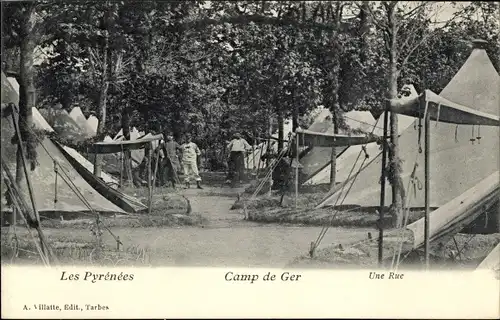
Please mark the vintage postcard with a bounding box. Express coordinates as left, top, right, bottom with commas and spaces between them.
1, 0, 499, 318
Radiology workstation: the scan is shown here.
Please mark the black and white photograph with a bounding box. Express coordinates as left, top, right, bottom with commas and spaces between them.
1, 0, 499, 318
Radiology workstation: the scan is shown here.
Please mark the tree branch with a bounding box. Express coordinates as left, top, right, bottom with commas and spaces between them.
401, 1, 431, 19
361, 2, 389, 30
399, 16, 427, 54
400, 5, 466, 69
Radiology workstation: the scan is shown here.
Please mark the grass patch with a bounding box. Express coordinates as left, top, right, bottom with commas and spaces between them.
1, 231, 157, 267
39, 212, 206, 229
232, 187, 425, 228
287, 233, 500, 270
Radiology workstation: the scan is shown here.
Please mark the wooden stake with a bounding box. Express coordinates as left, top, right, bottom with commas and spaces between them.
378, 110, 389, 266
256, 141, 263, 177
424, 109, 431, 270
152, 146, 161, 187
148, 142, 153, 215
119, 149, 123, 188
10, 109, 40, 225
295, 133, 299, 209
12, 206, 17, 227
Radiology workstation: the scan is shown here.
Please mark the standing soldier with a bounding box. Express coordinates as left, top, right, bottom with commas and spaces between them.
181, 134, 203, 189
161, 133, 182, 188
226, 132, 252, 186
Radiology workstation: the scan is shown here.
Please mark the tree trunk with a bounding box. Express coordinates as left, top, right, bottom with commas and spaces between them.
327, 2, 342, 191
16, 5, 37, 186
359, 1, 371, 63
93, 26, 110, 178
277, 111, 284, 153
387, 5, 403, 226
292, 106, 298, 132
266, 115, 272, 168
121, 105, 133, 184
291, 104, 299, 160
329, 108, 338, 190
327, 56, 340, 191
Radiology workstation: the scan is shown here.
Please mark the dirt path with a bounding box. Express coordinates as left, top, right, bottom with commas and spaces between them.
10, 184, 375, 267
179, 185, 253, 227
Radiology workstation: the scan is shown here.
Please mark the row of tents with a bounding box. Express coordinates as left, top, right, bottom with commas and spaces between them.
294, 40, 498, 213
1, 72, 150, 220
272, 40, 498, 270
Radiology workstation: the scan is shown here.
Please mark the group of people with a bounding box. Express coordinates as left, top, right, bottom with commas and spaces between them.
155, 133, 203, 189
153, 132, 254, 189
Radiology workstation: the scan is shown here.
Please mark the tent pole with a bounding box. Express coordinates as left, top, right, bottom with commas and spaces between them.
9, 108, 56, 262
424, 109, 431, 270
378, 110, 389, 267
152, 145, 161, 187
148, 142, 153, 215
295, 133, 299, 209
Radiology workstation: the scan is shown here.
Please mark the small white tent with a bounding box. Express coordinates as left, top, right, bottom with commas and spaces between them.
69, 106, 94, 137
86, 115, 99, 137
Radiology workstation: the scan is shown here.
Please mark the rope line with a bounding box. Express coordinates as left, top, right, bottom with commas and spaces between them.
312, 155, 369, 252
14, 113, 123, 248
390, 104, 429, 270
310, 116, 381, 255
2, 171, 50, 266
248, 132, 294, 201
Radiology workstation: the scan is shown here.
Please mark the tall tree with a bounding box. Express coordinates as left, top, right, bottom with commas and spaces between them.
363, 1, 465, 225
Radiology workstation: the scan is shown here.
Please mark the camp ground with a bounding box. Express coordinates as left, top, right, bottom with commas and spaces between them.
289, 40, 499, 268
235, 40, 499, 270
1, 0, 498, 281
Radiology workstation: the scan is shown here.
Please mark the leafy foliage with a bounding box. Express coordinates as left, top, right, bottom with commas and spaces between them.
2, 0, 498, 168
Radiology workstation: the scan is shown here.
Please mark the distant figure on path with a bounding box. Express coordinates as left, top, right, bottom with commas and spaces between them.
161, 133, 182, 188
226, 132, 251, 186
181, 134, 203, 189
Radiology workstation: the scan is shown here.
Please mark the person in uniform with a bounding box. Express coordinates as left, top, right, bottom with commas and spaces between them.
180, 134, 203, 189
161, 133, 182, 188
226, 132, 251, 185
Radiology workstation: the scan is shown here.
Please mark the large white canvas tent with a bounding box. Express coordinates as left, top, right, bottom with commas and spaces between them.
1, 71, 125, 215
304, 85, 418, 185
475, 243, 500, 271
316, 41, 499, 211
